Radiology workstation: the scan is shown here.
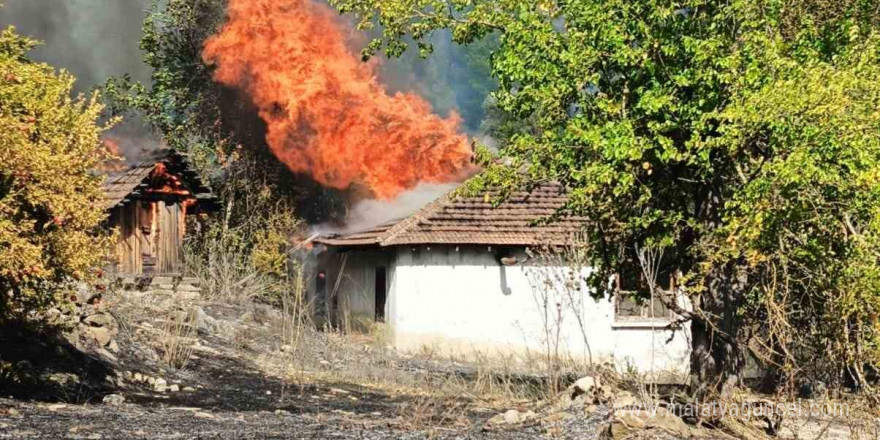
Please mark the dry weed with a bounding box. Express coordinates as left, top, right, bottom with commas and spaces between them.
161, 309, 198, 370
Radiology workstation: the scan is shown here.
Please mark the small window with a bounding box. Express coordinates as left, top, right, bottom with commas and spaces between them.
615, 271, 675, 322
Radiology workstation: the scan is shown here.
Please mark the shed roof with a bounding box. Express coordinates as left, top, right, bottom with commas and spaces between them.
102, 148, 218, 210
316, 182, 586, 248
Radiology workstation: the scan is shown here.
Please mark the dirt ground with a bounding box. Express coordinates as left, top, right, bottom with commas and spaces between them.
2, 288, 873, 439
0, 292, 614, 440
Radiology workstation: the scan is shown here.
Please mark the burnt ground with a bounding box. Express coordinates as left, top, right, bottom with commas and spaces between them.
0, 296, 612, 440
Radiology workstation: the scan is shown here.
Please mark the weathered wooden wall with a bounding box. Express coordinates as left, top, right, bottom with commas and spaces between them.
111, 199, 185, 274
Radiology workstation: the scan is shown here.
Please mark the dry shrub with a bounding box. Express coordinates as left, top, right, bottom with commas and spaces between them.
184, 197, 301, 304
161, 309, 198, 370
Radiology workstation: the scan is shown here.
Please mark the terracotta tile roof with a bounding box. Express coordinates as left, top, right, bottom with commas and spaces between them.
316, 182, 585, 247
101, 149, 218, 210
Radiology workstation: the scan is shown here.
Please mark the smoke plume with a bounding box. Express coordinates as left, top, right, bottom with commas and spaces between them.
0, 0, 151, 94
202, 0, 477, 200
0, 0, 159, 162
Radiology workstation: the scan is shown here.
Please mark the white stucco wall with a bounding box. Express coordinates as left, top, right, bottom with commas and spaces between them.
387, 246, 691, 377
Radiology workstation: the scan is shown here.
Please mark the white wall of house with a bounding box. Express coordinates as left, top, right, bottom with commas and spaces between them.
387, 245, 691, 377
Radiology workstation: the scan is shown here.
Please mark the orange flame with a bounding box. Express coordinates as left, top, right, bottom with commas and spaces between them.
146, 163, 192, 197
98, 137, 128, 173
202, 0, 475, 199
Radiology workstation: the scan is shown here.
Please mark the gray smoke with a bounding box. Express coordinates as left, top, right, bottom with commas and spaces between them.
0, 0, 158, 161
378, 30, 498, 135
0, 0, 152, 93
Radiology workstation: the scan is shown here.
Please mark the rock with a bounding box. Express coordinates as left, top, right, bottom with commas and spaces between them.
571, 375, 600, 397
134, 373, 144, 383
45, 372, 79, 386
147, 377, 156, 386
182, 386, 195, 392
798, 380, 827, 399
106, 340, 119, 353
96, 348, 117, 363
150, 277, 174, 286
175, 291, 200, 301
602, 407, 690, 440
168, 384, 180, 392
274, 409, 291, 416
86, 327, 112, 347
154, 378, 167, 392
102, 394, 125, 406
180, 277, 200, 286
82, 313, 114, 328
611, 391, 638, 410
503, 409, 522, 424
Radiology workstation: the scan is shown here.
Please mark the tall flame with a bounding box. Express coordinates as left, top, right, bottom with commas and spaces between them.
202, 0, 475, 199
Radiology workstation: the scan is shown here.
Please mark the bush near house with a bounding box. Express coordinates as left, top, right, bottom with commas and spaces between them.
0, 27, 113, 320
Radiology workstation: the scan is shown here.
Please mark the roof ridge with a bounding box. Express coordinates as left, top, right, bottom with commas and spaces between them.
377, 185, 460, 246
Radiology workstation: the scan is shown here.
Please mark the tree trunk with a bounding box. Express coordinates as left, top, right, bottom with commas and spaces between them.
690, 261, 748, 400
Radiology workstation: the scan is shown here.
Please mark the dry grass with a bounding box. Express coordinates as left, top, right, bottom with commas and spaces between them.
160, 309, 198, 370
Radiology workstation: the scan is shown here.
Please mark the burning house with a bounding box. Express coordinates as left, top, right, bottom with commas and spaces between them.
102, 149, 218, 275
312, 183, 691, 375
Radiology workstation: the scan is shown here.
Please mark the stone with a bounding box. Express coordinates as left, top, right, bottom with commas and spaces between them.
82, 313, 114, 328
611, 391, 638, 410
602, 407, 690, 440
175, 291, 200, 301
798, 380, 827, 399
106, 340, 119, 353
503, 409, 522, 424
87, 327, 112, 347
150, 277, 174, 286
168, 384, 180, 392
134, 373, 144, 383
180, 277, 200, 286
154, 378, 167, 392
182, 386, 195, 392
274, 409, 291, 416
102, 394, 125, 406
571, 375, 600, 398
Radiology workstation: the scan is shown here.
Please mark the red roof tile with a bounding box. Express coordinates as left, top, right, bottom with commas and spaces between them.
316, 182, 585, 247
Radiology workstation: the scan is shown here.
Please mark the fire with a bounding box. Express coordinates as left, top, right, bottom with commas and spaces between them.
98, 137, 128, 173
146, 163, 192, 197
202, 0, 475, 199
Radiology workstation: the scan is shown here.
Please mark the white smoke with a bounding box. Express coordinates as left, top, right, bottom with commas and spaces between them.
315, 182, 458, 235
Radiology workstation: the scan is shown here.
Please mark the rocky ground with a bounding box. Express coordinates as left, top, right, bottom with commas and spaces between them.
0, 277, 871, 439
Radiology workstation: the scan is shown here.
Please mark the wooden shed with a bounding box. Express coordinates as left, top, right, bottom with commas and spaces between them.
102, 149, 218, 275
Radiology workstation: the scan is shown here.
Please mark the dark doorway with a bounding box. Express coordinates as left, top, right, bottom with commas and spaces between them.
375, 266, 387, 322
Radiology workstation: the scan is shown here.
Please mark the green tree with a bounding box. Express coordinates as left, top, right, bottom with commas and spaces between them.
330, 0, 880, 398
0, 27, 113, 319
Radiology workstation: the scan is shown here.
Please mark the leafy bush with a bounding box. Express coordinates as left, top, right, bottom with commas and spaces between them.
0, 27, 113, 319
